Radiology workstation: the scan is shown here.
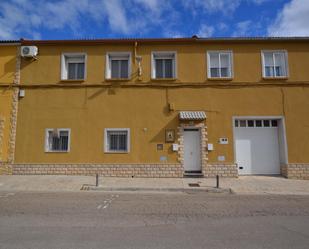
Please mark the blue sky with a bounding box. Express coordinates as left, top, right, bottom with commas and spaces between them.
0, 0, 308, 40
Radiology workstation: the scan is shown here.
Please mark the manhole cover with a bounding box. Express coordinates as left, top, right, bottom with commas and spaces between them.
188, 183, 200, 187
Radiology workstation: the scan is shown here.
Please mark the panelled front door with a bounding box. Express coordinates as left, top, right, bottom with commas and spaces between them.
183, 128, 201, 172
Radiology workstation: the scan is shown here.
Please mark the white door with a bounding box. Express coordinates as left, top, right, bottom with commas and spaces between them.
235, 119, 280, 175
184, 129, 201, 172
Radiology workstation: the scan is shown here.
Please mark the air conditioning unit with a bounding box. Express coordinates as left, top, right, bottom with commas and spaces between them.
21, 46, 38, 57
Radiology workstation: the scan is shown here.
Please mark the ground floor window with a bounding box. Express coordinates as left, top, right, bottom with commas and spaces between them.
104, 128, 130, 153
45, 128, 70, 152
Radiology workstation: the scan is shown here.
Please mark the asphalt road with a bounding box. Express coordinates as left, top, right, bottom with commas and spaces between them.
0, 191, 308, 249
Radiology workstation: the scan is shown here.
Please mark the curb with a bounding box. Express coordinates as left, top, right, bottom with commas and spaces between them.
81, 185, 232, 193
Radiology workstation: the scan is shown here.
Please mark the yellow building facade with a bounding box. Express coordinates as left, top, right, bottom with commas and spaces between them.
2, 37, 309, 179
0, 41, 20, 174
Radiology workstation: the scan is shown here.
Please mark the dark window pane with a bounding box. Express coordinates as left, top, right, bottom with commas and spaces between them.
235, 120, 239, 127
255, 120, 262, 127
111, 60, 119, 78
263, 120, 270, 127
77, 63, 84, 79
108, 131, 128, 152
271, 120, 278, 127
265, 66, 274, 77
68, 63, 76, 79
110, 134, 118, 150
120, 60, 129, 78
210, 68, 220, 77
164, 59, 173, 78
155, 59, 163, 78
220, 67, 228, 77
239, 120, 246, 127
50, 130, 69, 151
52, 136, 59, 150
248, 120, 254, 127
275, 66, 282, 77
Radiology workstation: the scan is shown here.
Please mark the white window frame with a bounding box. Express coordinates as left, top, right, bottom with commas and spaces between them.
261, 50, 289, 78
151, 51, 177, 79
45, 128, 71, 153
105, 52, 132, 79
207, 50, 233, 79
104, 128, 130, 153
61, 53, 87, 80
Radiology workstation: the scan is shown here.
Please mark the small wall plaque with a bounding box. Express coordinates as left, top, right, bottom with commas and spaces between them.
165, 129, 175, 143
157, 144, 163, 150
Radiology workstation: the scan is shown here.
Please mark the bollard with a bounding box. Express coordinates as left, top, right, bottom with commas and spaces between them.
216, 175, 219, 188
96, 173, 99, 187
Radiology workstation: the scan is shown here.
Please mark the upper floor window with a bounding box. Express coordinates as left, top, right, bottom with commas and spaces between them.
61, 53, 86, 80
151, 52, 176, 79
106, 52, 131, 79
207, 51, 233, 78
45, 128, 70, 152
104, 128, 130, 153
262, 51, 288, 78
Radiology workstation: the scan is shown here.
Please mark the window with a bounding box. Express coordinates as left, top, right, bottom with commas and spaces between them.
151, 52, 176, 79
255, 120, 262, 127
207, 51, 233, 78
45, 129, 70, 152
61, 53, 86, 80
234, 119, 279, 128
104, 128, 130, 153
106, 52, 131, 79
262, 51, 288, 78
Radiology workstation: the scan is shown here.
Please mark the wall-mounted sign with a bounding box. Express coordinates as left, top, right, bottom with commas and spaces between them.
157, 144, 164, 151
165, 129, 175, 143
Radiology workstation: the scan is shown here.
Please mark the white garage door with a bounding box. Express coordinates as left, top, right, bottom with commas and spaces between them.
234, 119, 280, 175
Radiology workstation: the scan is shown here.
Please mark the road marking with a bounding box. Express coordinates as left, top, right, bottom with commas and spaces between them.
0, 192, 15, 198
97, 194, 119, 211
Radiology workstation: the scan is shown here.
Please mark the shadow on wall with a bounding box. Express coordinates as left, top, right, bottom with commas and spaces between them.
1, 57, 15, 80
150, 114, 178, 144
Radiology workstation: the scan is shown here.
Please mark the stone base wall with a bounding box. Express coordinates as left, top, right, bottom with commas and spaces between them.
0, 163, 12, 175
203, 163, 238, 178
282, 164, 309, 180
7, 163, 309, 179
11, 163, 183, 178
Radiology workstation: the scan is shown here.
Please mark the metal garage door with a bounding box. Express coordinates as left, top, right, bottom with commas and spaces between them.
234, 119, 280, 175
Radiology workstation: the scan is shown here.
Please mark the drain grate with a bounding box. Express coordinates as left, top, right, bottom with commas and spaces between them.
188, 183, 200, 187
80, 184, 91, 191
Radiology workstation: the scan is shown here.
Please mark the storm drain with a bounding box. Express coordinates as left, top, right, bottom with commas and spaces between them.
188, 183, 200, 187
80, 184, 91, 191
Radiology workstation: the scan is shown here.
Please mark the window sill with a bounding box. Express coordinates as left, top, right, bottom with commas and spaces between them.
151, 78, 177, 82
105, 78, 131, 82
207, 77, 233, 81
262, 76, 289, 80
45, 151, 69, 153
104, 151, 129, 154
60, 79, 85, 83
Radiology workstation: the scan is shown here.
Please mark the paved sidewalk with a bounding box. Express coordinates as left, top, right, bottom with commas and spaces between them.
0, 175, 308, 195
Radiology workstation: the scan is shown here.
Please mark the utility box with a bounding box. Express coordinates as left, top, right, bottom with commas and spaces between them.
172, 143, 178, 151
207, 143, 214, 151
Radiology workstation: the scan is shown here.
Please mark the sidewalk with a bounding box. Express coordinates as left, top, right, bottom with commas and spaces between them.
0, 175, 308, 195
